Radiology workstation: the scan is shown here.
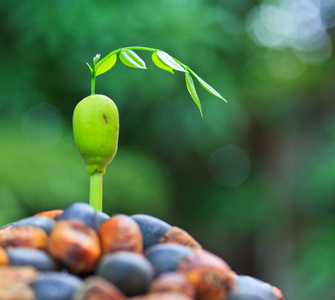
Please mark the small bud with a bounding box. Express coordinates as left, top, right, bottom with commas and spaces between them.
93, 54, 101, 65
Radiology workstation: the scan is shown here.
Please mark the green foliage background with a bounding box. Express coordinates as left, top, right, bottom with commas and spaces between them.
1, 0, 335, 299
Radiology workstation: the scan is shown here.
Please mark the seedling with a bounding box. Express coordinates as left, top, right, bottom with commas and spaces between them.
73, 46, 226, 212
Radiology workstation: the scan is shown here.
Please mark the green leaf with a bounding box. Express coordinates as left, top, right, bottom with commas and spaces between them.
185, 72, 203, 117
152, 51, 174, 74
86, 63, 93, 73
189, 69, 227, 102
95, 54, 117, 76
156, 50, 186, 72
120, 49, 146, 69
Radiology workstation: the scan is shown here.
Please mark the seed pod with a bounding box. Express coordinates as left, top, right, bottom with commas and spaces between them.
131, 214, 172, 250
7, 247, 58, 271
73, 94, 119, 175
0, 247, 9, 265
12, 216, 56, 235
158, 227, 202, 250
178, 249, 236, 300
74, 276, 127, 300
34, 209, 64, 220
96, 251, 154, 297
48, 219, 101, 274
128, 292, 194, 300
32, 271, 84, 300
58, 202, 96, 229
0, 226, 48, 250
145, 244, 193, 276
99, 214, 143, 255
148, 272, 195, 299
94, 211, 110, 230
226, 275, 279, 300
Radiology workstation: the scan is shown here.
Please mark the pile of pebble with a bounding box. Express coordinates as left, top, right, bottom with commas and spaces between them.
0, 202, 284, 300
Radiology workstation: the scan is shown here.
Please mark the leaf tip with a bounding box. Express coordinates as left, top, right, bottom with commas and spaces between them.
86, 62, 93, 73
220, 95, 228, 103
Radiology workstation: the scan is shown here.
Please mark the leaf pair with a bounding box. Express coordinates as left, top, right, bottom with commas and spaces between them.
150, 51, 203, 115
88, 47, 227, 116
95, 49, 183, 76
95, 48, 146, 76
151, 50, 226, 117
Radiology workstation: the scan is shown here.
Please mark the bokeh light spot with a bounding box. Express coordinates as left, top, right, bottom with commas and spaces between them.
216, 0, 249, 35
208, 145, 251, 187
266, 50, 306, 80
246, 0, 333, 63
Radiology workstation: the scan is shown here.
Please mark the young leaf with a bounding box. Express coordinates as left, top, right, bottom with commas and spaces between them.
120, 49, 146, 69
189, 69, 227, 102
156, 50, 186, 72
86, 63, 93, 73
152, 51, 174, 74
96, 54, 117, 76
185, 72, 203, 117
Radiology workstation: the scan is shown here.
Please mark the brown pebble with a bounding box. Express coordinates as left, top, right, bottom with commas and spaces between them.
149, 272, 195, 299
0, 247, 9, 265
0, 226, 48, 250
98, 214, 143, 255
178, 250, 236, 300
48, 219, 101, 274
128, 292, 194, 300
74, 276, 127, 300
159, 227, 202, 249
34, 209, 64, 220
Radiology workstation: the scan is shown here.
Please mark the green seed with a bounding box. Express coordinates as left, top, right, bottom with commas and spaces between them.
73, 94, 119, 175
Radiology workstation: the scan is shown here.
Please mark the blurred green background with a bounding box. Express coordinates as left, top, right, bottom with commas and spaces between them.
1, 0, 335, 298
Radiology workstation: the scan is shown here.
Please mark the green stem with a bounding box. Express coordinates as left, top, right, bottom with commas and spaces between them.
89, 172, 103, 212
125, 46, 157, 52
91, 73, 96, 95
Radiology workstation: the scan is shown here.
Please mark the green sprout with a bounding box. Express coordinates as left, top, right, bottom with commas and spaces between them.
74, 46, 227, 212
87, 46, 226, 116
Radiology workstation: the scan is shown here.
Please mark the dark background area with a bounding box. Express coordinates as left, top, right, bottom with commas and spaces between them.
1, 1, 335, 299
